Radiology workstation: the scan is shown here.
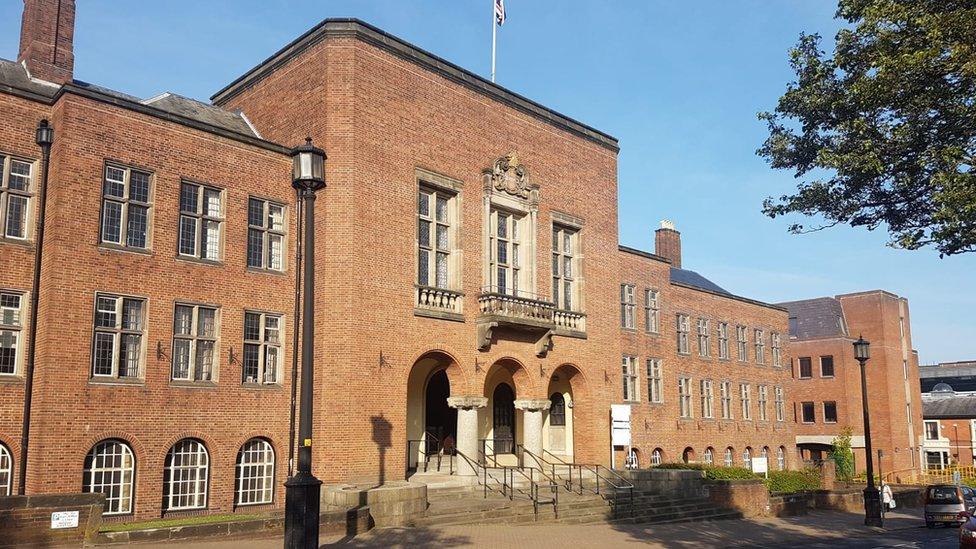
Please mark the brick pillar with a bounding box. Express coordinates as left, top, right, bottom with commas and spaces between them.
448, 396, 487, 476
654, 220, 681, 268
18, 0, 76, 84
515, 399, 551, 461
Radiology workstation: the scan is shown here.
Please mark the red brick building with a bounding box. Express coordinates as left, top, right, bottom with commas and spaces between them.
920, 362, 976, 469
0, 0, 793, 521
780, 291, 923, 481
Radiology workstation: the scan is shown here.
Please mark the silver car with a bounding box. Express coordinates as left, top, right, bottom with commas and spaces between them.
924, 484, 976, 528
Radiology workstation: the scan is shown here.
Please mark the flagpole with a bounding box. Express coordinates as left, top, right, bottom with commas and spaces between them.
491, 2, 497, 83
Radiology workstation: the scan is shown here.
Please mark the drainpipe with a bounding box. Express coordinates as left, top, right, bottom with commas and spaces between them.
18, 119, 54, 495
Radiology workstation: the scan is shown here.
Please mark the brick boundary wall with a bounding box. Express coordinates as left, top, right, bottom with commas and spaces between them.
0, 493, 104, 548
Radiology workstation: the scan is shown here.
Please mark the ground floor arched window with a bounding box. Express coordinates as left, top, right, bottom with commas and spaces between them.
163, 438, 209, 511
703, 447, 714, 466
651, 448, 663, 466
743, 447, 753, 470
83, 439, 135, 515
235, 438, 275, 506
724, 447, 734, 467
0, 443, 12, 496
777, 446, 786, 470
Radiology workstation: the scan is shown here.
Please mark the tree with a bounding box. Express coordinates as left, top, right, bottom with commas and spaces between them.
758, 0, 976, 256
829, 427, 856, 481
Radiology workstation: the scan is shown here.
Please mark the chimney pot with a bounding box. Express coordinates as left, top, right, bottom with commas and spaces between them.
18, 0, 76, 85
655, 219, 682, 268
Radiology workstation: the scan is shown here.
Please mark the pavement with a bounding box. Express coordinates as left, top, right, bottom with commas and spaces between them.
131, 509, 963, 548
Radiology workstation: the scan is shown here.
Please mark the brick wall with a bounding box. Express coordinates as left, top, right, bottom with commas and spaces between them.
0, 492, 104, 548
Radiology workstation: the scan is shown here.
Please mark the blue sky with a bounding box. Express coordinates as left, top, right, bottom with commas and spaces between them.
1, 1, 971, 364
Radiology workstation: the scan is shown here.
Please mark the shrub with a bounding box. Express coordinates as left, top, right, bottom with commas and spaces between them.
766, 468, 822, 494
653, 462, 757, 480
829, 427, 855, 481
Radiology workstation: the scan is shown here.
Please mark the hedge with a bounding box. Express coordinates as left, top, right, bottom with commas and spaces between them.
654, 463, 758, 480
765, 468, 822, 494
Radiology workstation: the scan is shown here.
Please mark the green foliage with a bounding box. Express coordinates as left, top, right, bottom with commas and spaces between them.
758, 0, 976, 257
829, 427, 856, 481
654, 462, 758, 480
765, 468, 823, 494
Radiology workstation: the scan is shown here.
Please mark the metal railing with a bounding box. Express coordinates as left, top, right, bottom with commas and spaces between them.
536, 450, 634, 518
516, 445, 559, 518
406, 432, 454, 475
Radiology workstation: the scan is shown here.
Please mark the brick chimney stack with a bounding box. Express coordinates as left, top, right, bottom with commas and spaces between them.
655, 219, 681, 268
18, 0, 75, 85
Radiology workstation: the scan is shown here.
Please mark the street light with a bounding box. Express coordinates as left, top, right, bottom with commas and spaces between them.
284, 138, 326, 549
854, 335, 883, 527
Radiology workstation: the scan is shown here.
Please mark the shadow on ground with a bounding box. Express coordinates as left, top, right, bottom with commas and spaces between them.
322, 527, 471, 548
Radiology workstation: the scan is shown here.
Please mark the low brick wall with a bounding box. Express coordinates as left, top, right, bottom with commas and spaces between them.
0, 493, 105, 548
322, 482, 427, 528
702, 479, 769, 518
621, 469, 705, 499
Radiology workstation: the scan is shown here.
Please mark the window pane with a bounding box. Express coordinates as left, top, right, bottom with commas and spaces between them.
264, 346, 279, 383
435, 195, 448, 222
417, 191, 429, 216
244, 313, 261, 341
552, 229, 559, 251
564, 281, 572, 309
563, 256, 571, 278
418, 219, 430, 247
121, 299, 143, 330
8, 160, 31, 191
104, 167, 126, 197
552, 253, 559, 276
92, 333, 115, 376
101, 201, 123, 244
248, 199, 263, 227
180, 183, 199, 213
418, 249, 429, 286
242, 344, 259, 382
126, 204, 148, 248
264, 316, 280, 344
267, 204, 284, 231
4, 195, 28, 238
497, 240, 507, 264
172, 339, 191, 379
203, 221, 220, 260
497, 267, 507, 294
247, 229, 264, 268
197, 308, 216, 338
435, 252, 448, 288
0, 331, 18, 374
118, 334, 141, 377
268, 234, 283, 270
496, 214, 508, 238
128, 171, 150, 203
435, 224, 448, 250
96, 297, 117, 328
564, 233, 571, 253
173, 306, 193, 336
195, 341, 214, 381
203, 188, 221, 217
178, 216, 197, 256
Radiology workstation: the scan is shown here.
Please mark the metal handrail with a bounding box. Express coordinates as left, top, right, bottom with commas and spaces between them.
542, 449, 585, 494
516, 445, 559, 518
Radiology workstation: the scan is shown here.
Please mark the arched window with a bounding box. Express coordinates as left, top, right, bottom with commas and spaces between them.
724, 447, 734, 467
761, 446, 770, 462
703, 447, 714, 466
627, 448, 640, 469
549, 393, 566, 427
743, 447, 753, 470
682, 447, 695, 464
651, 448, 663, 466
83, 439, 135, 515
235, 438, 275, 506
777, 446, 786, 470
163, 439, 209, 511
0, 443, 12, 496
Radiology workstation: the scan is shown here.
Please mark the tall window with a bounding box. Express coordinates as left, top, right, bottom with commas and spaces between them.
823, 401, 838, 423
101, 164, 152, 249
622, 355, 639, 402
247, 198, 286, 271
552, 226, 577, 310
646, 358, 662, 403
736, 325, 747, 361
92, 294, 145, 380
651, 448, 662, 466
178, 182, 223, 261
754, 329, 766, 365
489, 209, 523, 295
550, 393, 566, 426
235, 438, 275, 506
925, 421, 940, 440
676, 314, 690, 354
700, 379, 714, 418
801, 401, 815, 423
720, 381, 733, 419
774, 386, 785, 422
820, 356, 835, 377
740, 383, 752, 420
620, 284, 636, 329
644, 289, 659, 333
418, 187, 453, 288
724, 447, 734, 467
0, 443, 11, 496
172, 304, 218, 382
0, 292, 24, 375
697, 318, 710, 357
771, 332, 782, 367
243, 312, 282, 385
717, 322, 729, 359
0, 155, 33, 239
83, 440, 135, 515
743, 447, 752, 470
678, 376, 693, 418
758, 385, 768, 421
798, 357, 813, 379
703, 447, 714, 465
777, 446, 786, 470
163, 439, 209, 511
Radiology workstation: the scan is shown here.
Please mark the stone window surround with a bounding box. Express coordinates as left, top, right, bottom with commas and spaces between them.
416, 168, 464, 291
551, 211, 584, 313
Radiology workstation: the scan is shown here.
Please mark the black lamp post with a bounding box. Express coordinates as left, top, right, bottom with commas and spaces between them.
854, 335, 883, 527
284, 138, 326, 549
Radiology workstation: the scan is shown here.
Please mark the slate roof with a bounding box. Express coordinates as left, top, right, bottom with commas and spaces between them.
669, 267, 730, 295
923, 395, 976, 419
777, 297, 848, 340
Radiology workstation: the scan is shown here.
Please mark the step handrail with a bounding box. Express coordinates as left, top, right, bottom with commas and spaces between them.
541, 449, 586, 495
406, 432, 445, 474
591, 464, 635, 519
515, 445, 560, 519
455, 447, 510, 500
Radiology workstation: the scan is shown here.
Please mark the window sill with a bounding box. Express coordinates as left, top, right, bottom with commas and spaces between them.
246, 267, 287, 277
161, 508, 210, 519
170, 380, 218, 389
242, 383, 283, 391
98, 243, 152, 256
0, 236, 34, 249
0, 375, 25, 384
821, 375, 835, 379
88, 378, 145, 387
175, 255, 224, 267
620, 328, 638, 333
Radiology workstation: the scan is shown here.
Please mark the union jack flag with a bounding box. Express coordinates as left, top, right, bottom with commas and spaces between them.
495, 0, 506, 26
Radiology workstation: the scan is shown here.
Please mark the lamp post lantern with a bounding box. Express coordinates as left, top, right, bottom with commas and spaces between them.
854, 335, 883, 527
284, 137, 326, 549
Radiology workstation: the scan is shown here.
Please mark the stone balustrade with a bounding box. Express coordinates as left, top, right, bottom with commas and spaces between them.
416, 285, 463, 315
478, 291, 555, 322
553, 308, 586, 332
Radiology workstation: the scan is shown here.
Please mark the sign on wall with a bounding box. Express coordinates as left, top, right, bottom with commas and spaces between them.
752, 457, 769, 478
610, 404, 632, 446
51, 511, 79, 529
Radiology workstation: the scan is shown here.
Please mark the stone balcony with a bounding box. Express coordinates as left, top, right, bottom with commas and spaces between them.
414, 285, 464, 322
477, 289, 586, 355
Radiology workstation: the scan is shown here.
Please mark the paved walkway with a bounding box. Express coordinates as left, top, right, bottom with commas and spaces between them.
134, 509, 938, 548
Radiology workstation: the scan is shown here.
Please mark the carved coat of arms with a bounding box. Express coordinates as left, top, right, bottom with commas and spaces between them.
489, 151, 530, 199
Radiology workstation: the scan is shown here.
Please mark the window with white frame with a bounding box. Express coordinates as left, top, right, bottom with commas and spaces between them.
0, 292, 24, 375
489, 208, 524, 296
620, 284, 636, 329
777, 446, 786, 470
418, 187, 455, 288
679, 376, 693, 418
0, 443, 11, 496
622, 355, 639, 402
697, 318, 710, 357
761, 446, 769, 462
83, 439, 135, 515
235, 438, 275, 506
743, 447, 752, 470
700, 379, 714, 418
677, 314, 690, 354
646, 358, 662, 403
754, 329, 766, 365
172, 304, 218, 382
771, 332, 782, 367
718, 322, 729, 359
247, 198, 286, 271
924, 420, 940, 441
163, 438, 209, 511
720, 380, 733, 419
101, 164, 152, 249
736, 325, 747, 361
0, 155, 33, 240
243, 312, 282, 385
644, 288, 659, 333
774, 386, 785, 422
758, 385, 768, 421
740, 383, 752, 420
651, 448, 662, 466
724, 447, 734, 467
552, 225, 578, 310
178, 182, 223, 261
91, 294, 145, 380
704, 447, 714, 465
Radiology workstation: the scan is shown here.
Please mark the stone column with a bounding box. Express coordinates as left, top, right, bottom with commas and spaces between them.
448, 396, 488, 476
515, 399, 551, 464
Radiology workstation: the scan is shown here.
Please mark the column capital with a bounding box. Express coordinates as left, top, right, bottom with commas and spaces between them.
448, 396, 488, 410
514, 398, 551, 412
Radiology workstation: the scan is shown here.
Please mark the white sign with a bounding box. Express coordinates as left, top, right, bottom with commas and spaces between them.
51, 511, 79, 529
610, 404, 632, 446
751, 457, 769, 475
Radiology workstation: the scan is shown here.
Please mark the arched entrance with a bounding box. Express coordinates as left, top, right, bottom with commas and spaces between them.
424, 370, 456, 451
492, 383, 516, 454
543, 364, 586, 461
406, 351, 463, 473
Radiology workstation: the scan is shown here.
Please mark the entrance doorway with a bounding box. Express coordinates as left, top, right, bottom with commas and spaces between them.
425, 370, 456, 452
493, 383, 516, 454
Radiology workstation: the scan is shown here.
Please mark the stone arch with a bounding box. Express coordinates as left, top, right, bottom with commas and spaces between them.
543, 363, 588, 461
406, 350, 463, 470
682, 447, 696, 464
482, 358, 531, 461
483, 356, 532, 398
